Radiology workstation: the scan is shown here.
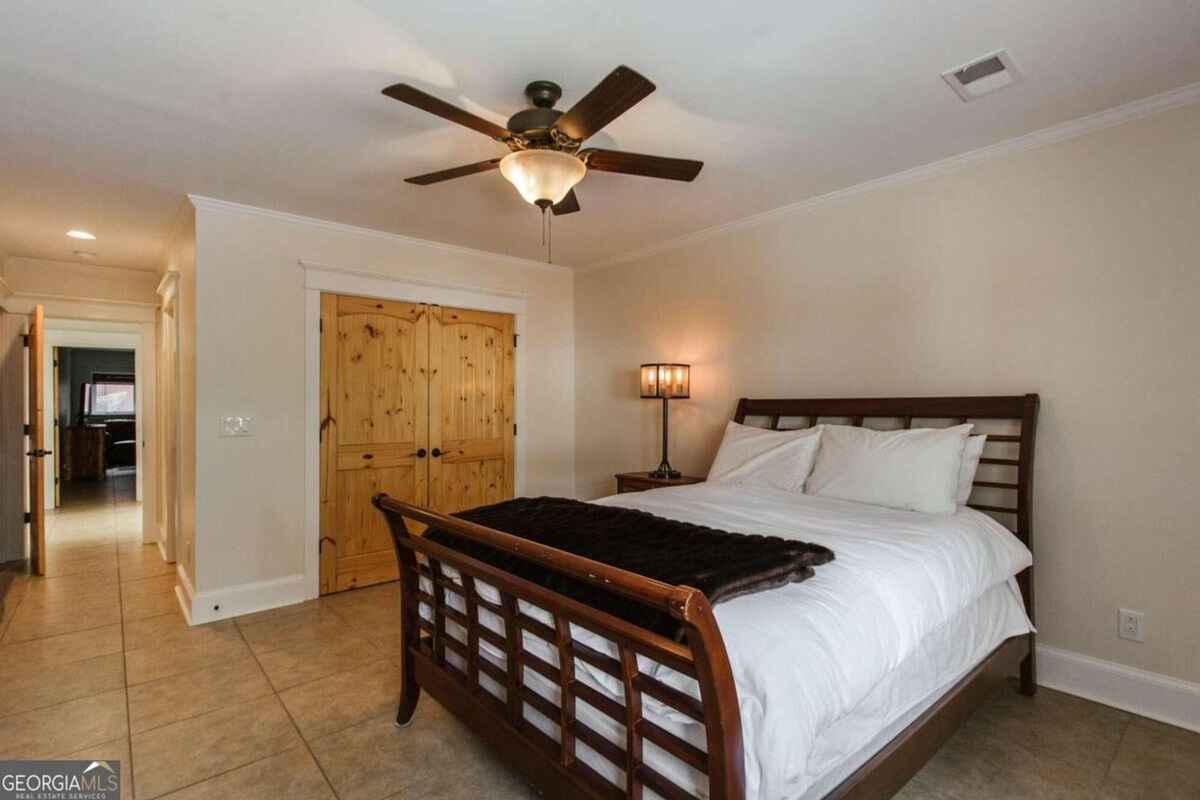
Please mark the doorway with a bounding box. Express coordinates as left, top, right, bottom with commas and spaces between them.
54, 346, 137, 514
318, 294, 515, 595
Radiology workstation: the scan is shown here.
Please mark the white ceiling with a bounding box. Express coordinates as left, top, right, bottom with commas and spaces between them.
1, 1, 1198, 271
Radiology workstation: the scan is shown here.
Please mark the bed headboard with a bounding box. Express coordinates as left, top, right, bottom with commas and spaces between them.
733, 394, 1039, 549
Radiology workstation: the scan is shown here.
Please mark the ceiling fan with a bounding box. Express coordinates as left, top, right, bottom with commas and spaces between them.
382, 66, 703, 216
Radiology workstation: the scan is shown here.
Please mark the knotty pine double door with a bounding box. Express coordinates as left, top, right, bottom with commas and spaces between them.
319, 294, 515, 594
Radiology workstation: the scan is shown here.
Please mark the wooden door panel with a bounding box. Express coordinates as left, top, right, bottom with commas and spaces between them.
335, 297, 423, 448
430, 306, 514, 515
434, 459, 508, 516
334, 551, 400, 593
335, 442, 420, 471
438, 439, 504, 463
320, 294, 428, 594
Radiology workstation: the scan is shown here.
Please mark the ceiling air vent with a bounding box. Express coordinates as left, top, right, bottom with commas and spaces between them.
942, 50, 1020, 102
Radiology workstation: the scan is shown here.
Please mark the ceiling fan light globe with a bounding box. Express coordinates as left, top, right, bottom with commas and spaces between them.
499, 150, 586, 207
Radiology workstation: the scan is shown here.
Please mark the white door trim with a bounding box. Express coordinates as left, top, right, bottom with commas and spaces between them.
41, 322, 157, 543
301, 261, 527, 599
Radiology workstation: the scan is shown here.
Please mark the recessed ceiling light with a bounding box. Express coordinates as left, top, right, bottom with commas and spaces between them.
66, 229, 96, 240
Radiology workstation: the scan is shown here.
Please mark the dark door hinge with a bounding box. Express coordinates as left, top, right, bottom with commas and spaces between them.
21, 334, 29, 347
24, 512, 32, 524
513, 423, 517, 436
513, 334, 518, 349
319, 318, 323, 333
23, 423, 30, 435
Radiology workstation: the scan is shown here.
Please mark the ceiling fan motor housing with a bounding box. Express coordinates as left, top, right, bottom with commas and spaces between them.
507, 80, 565, 138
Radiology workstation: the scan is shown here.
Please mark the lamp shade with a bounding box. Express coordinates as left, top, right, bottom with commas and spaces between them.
499, 150, 587, 206
640, 363, 690, 399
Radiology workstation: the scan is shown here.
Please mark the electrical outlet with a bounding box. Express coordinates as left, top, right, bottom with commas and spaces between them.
1118, 608, 1144, 642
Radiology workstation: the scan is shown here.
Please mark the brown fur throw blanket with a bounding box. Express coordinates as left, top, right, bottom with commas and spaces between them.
425, 496, 834, 640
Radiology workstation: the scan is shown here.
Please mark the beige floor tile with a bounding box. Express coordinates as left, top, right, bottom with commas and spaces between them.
61, 736, 133, 800
961, 682, 1133, 770
0, 688, 127, 760
238, 605, 349, 653
232, 598, 326, 628
0, 652, 125, 717
118, 553, 175, 581
279, 658, 403, 740
125, 624, 249, 685
310, 703, 528, 800
3, 598, 122, 642
894, 771, 960, 800
122, 587, 181, 621
131, 694, 302, 799
120, 573, 177, 600
43, 553, 120, 580
122, 611, 211, 651
9, 591, 121, 621
157, 746, 334, 800
0, 622, 122, 670
129, 654, 274, 733
1105, 717, 1200, 799
255, 630, 381, 691
911, 715, 1109, 799
358, 626, 405, 659
20, 571, 120, 600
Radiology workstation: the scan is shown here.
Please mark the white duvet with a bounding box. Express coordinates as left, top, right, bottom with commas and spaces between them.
424, 483, 1033, 799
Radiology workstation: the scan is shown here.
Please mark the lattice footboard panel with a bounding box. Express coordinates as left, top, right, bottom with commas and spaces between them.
415, 559, 713, 800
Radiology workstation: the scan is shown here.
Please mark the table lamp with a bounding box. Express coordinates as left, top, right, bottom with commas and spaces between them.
640, 363, 690, 479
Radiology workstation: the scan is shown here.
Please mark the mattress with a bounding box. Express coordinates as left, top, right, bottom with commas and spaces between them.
422, 483, 1033, 799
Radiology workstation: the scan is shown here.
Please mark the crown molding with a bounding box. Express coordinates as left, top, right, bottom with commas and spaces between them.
187, 194, 575, 274
580, 80, 1200, 273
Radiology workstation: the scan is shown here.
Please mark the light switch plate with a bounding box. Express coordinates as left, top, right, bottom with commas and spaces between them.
219, 415, 254, 437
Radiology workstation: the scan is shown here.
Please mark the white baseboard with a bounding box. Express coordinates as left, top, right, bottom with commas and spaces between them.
184, 572, 309, 626
1038, 644, 1200, 733
156, 538, 170, 564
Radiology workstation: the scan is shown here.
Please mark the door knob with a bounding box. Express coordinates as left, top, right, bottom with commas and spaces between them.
431, 448, 442, 458
415, 448, 427, 458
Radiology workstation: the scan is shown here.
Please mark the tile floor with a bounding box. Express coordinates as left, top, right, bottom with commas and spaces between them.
1, 480, 1197, 800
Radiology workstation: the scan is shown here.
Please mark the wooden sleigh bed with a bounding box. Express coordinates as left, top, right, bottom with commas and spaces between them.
373, 394, 1039, 800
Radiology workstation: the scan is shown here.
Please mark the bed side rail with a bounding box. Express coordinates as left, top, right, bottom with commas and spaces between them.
373, 493, 746, 800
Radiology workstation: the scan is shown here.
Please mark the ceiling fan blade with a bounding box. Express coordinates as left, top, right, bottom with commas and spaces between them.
581, 149, 703, 181
551, 189, 580, 215
405, 157, 503, 185
382, 83, 511, 141
554, 66, 655, 141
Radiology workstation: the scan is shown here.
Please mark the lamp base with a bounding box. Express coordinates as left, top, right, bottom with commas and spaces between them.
649, 464, 682, 480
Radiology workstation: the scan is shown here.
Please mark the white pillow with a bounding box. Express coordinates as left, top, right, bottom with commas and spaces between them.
707, 421, 823, 493
806, 424, 973, 514
957, 435, 987, 505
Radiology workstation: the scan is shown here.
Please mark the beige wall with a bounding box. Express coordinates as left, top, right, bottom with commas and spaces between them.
575, 103, 1200, 683
190, 202, 575, 599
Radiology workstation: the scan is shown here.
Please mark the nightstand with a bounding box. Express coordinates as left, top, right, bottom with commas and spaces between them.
614, 472, 704, 494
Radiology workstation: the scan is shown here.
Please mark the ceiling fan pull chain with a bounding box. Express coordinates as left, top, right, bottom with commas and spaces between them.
548, 207, 553, 264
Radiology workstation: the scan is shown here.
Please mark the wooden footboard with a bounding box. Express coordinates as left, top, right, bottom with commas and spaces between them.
373, 494, 746, 800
